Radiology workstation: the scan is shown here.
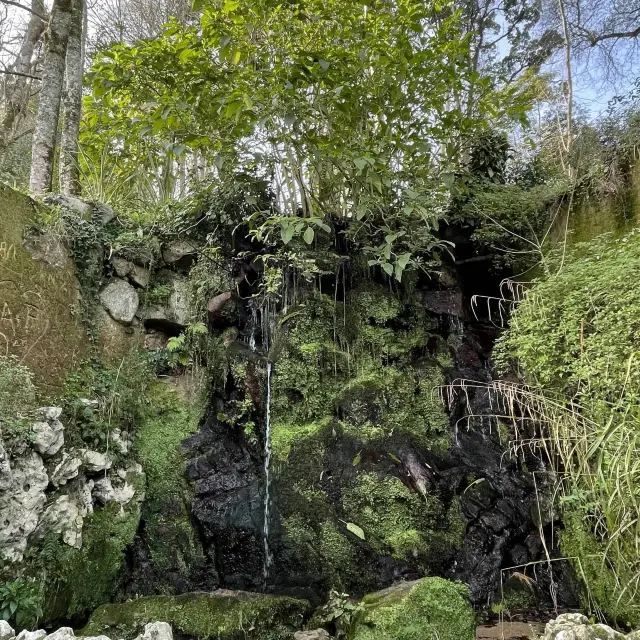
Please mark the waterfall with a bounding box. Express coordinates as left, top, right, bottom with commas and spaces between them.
262, 360, 273, 583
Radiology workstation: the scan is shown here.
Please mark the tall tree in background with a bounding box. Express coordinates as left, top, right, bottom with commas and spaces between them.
29, 0, 74, 193
60, 0, 85, 195
0, 0, 46, 150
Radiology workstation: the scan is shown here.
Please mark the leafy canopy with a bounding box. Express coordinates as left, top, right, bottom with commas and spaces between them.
84, 0, 535, 279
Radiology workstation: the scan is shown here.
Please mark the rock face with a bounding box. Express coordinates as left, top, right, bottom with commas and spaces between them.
0, 450, 48, 561
32, 407, 65, 456
139, 270, 189, 329
0, 185, 88, 388
541, 613, 631, 640
351, 577, 476, 640
100, 279, 140, 324
162, 240, 197, 269
0, 620, 15, 640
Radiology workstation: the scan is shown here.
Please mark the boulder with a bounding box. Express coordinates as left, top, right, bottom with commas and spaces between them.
541, 614, 626, 640
99, 279, 139, 324
15, 631, 46, 640
44, 628, 74, 640
49, 453, 82, 486
92, 476, 136, 506
36, 493, 87, 548
81, 449, 112, 473
109, 428, 131, 454
0, 451, 48, 562
111, 256, 150, 288
134, 622, 173, 640
144, 330, 170, 350
83, 591, 311, 640
294, 631, 331, 640
31, 409, 65, 457
351, 578, 476, 640
162, 240, 197, 268
93, 202, 116, 226
139, 271, 189, 329
42, 194, 92, 218
0, 621, 15, 640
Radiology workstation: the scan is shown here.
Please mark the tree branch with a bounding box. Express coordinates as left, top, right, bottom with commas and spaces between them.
0, 0, 47, 21
0, 68, 40, 80
588, 25, 640, 45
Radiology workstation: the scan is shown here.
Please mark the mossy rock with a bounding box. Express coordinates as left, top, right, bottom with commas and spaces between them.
81, 590, 312, 640
351, 577, 476, 640
0, 185, 88, 390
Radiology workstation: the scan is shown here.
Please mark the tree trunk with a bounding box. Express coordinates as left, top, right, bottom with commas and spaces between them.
1, 0, 47, 148
29, 0, 74, 194
557, 0, 573, 176
59, 0, 85, 195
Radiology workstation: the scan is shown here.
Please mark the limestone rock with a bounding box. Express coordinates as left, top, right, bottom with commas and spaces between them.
81, 449, 112, 472
42, 194, 92, 218
294, 631, 331, 640
100, 279, 139, 324
541, 614, 626, 640
31, 409, 64, 457
92, 476, 135, 506
0, 620, 15, 640
0, 451, 48, 562
49, 453, 82, 486
134, 622, 173, 640
111, 256, 150, 288
94, 202, 116, 225
162, 240, 196, 267
37, 495, 84, 548
110, 428, 131, 454
140, 271, 189, 328
44, 628, 74, 640
15, 631, 46, 640
0, 443, 11, 491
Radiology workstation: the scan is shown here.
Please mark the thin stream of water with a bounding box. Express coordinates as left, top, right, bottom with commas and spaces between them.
262, 360, 273, 583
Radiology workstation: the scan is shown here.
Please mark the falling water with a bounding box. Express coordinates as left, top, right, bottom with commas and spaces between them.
262, 360, 273, 583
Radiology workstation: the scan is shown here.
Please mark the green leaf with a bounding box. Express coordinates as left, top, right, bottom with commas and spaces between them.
223, 0, 240, 12
303, 226, 315, 244
345, 522, 366, 540
388, 452, 402, 463
319, 59, 330, 71
352, 451, 362, 465
281, 223, 295, 245
381, 262, 393, 277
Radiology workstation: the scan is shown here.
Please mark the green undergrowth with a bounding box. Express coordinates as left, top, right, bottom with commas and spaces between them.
81, 591, 311, 640
495, 230, 640, 625
40, 494, 143, 622
351, 577, 476, 640
266, 284, 461, 592
132, 378, 207, 593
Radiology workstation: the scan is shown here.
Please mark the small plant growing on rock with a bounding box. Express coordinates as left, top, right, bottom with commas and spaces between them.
320, 591, 364, 638
0, 578, 43, 630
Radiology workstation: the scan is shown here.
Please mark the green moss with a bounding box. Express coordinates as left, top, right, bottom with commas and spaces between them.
133, 379, 207, 591
560, 510, 640, 628
81, 591, 311, 640
43, 500, 141, 621
0, 185, 88, 390
352, 577, 476, 640
342, 473, 463, 561
266, 284, 459, 593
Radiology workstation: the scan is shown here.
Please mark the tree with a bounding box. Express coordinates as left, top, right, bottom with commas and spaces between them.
60, 0, 85, 195
84, 0, 536, 278
0, 0, 46, 151
30, 0, 74, 193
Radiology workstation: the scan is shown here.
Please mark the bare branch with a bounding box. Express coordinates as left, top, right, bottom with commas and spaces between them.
0, 68, 40, 79
0, 0, 47, 21
587, 25, 640, 45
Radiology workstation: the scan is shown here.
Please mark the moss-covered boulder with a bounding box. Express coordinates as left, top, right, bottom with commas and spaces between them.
82, 590, 312, 640
0, 185, 88, 389
351, 578, 476, 640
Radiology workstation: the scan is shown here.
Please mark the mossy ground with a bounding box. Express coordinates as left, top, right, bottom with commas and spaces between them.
268, 285, 463, 593
81, 591, 311, 640
351, 577, 476, 640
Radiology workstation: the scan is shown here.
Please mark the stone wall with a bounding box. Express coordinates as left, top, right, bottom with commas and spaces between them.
0, 186, 87, 389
